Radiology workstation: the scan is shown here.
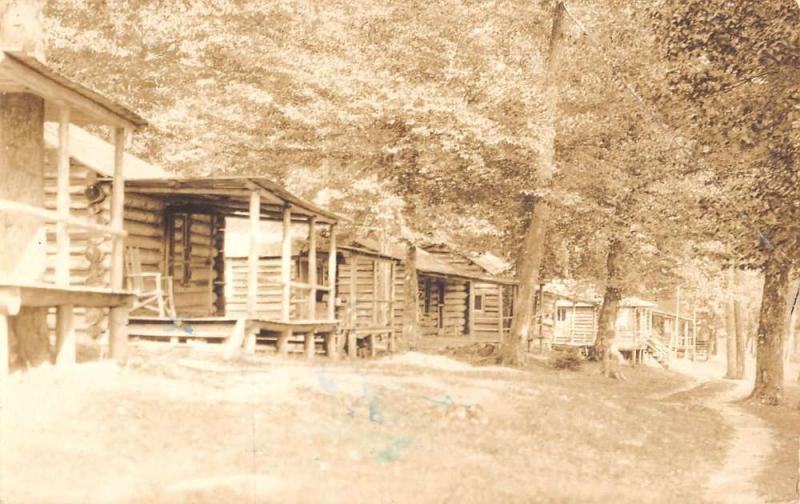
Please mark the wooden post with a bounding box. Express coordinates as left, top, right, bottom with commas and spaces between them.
367, 333, 376, 357
692, 305, 698, 361
498, 285, 504, 340
244, 327, 257, 355
110, 121, 130, 369
277, 329, 291, 356
55, 304, 75, 365
281, 206, 291, 322
327, 224, 337, 321
0, 313, 8, 380
673, 286, 681, 355
55, 107, 71, 286
307, 217, 317, 320
388, 261, 396, 351
372, 260, 379, 327
247, 191, 260, 318
347, 330, 357, 359
0, 287, 21, 380
325, 332, 338, 359
110, 127, 127, 291
304, 331, 315, 359
467, 281, 475, 338
109, 306, 128, 364
349, 258, 357, 329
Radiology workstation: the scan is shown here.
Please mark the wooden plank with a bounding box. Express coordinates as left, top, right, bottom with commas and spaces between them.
13, 285, 133, 308
55, 304, 76, 365
110, 127, 127, 291
248, 191, 260, 317
281, 206, 291, 322
307, 217, 317, 320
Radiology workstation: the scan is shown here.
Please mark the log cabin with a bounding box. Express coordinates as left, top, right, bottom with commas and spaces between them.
0, 49, 146, 376
421, 243, 514, 340
119, 177, 341, 358
225, 236, 516, 351
225, 236, 400, 357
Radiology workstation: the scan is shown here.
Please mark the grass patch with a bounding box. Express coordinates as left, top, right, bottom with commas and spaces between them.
1, 346, 729, 503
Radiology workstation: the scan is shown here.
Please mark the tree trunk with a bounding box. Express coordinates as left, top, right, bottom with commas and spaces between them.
400, 244, 419, 350
502, 202, 550, 365
0, 0, 49, 369
749, 255, 789, 405
734, 269, 746, 378
500, 0, 565, 366
724, 268, 738, 379
594, 237, 623, 377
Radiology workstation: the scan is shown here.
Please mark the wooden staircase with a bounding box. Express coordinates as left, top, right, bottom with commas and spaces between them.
645, 336, 671, 368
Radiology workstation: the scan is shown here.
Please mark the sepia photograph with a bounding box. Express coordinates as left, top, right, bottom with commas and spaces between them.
0, 0, 799, 502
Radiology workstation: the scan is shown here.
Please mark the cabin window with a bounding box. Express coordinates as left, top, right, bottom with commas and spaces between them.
473, 294, 484, 311
437, 281, 445, 305
556, 307, 568, 322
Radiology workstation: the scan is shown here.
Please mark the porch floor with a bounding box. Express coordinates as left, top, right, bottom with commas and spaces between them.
128, 316, 340, 357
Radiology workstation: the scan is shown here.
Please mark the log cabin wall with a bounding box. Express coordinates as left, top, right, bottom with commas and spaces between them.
422, 246, 504, 338
471, 281, 503, 338
418, 274, 468, 337
165, 211, 220, 317
336, 253, 395, 330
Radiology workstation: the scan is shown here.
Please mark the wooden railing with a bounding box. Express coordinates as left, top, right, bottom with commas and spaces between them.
0, 199, 126, 237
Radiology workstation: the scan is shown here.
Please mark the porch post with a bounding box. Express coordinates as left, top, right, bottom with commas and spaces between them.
281, 205, 291, 322
247, 190, 260, 318
467, 281, 475, 338
109, 127, 129, 364
307, 216, 317, 320
327, 223, 337, 321
55, 107, 71, 286
497, 285, 504, 340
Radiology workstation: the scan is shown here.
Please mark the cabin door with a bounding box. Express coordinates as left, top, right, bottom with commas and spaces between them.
165, 211, 225, 317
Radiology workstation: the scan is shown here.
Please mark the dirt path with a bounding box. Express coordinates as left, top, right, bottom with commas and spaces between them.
657, 378, 776, 504
702, 383, 776, 504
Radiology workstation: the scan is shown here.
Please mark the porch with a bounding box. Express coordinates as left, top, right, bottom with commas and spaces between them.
122, 176, 342, 358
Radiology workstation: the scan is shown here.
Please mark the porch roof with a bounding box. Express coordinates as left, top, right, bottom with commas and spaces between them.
125, 176, 339, 224
0, 50, 146, 130
347, 238, 516, 285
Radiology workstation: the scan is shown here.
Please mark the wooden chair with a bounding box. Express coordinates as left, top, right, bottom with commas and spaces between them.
124, 246, 175, 318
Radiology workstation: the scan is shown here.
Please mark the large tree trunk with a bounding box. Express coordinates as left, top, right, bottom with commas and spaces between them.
749, 255, 790, 405
724, 268, 738, 379
500, 1, 565, 366
0, 0, 50, 370
594, 237, 623, 377
400, 244, 419, 350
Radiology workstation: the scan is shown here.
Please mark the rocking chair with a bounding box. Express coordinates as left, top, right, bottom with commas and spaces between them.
124, 246, 175, 318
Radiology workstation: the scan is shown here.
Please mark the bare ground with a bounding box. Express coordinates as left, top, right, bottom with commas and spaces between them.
0, 344, 733, 503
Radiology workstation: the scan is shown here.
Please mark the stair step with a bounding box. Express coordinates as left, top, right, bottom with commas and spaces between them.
129, 328, 229, 339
